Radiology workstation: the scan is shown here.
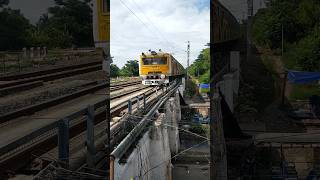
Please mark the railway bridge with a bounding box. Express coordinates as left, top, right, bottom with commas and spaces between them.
0, 60, 188, 179
210, 0, 244, 179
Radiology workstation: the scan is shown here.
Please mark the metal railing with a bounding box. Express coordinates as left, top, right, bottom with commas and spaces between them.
110, 81, 181, 176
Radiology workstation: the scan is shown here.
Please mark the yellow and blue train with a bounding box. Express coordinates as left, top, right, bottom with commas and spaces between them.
139, 50, 185, 86
92, 0, 110, 72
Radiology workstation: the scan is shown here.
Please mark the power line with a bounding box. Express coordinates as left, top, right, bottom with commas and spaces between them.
129, 0, 184, 52
118, 0, 184, 54
141, 139, 209, 178
118, 0, 195, 59
127, 114, 209, 140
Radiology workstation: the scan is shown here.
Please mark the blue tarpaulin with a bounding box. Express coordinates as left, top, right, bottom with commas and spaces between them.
287, 70, 320, 84
199, 83, 210, 89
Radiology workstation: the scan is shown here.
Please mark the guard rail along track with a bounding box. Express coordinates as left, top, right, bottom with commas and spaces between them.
0, 81, 144, 177
32, 81, 180, 179
110, 80, 181, 179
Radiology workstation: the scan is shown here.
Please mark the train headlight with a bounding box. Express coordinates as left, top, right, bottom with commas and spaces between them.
160, 74, 166, 79
141, 75, 147, 79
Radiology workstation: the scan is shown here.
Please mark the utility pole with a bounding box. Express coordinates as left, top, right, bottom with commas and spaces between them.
187, 41, 190, 81
282, 24, 284, 57
247, 0, 253, 61
210, 1, 217, 179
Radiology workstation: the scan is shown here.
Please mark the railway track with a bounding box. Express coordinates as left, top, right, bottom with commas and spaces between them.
34, 82, 178, 178
0, 61, 101, 81
0, 80, 141, 124
0, 80, 149, 178
0, 61, 103, 96
36, 86, 160, 169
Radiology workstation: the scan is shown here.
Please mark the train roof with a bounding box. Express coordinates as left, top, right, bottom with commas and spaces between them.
141, 51, 172, 57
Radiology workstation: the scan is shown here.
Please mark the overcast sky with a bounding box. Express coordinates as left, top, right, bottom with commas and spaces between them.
111, 0, 210, 68
8, 0, 265, 68
9, 0, 55, 24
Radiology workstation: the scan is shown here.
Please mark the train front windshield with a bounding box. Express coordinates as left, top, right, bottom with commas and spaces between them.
142, 58, 167, 65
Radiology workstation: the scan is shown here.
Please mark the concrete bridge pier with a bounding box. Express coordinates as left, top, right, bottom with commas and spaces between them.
230, 51, 240, 95
30, 47, 34, 58
215, 73, 234, 113
223, 73, 234, 113
112, 90, 182, 180
165, 91, 181, 155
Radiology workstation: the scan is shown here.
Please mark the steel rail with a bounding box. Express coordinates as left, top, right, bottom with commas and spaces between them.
0, 82, 108, 123
0, 85, 151, 163
0, 64, 102, 89
0, 81, 142, 123
0, 61, 102, 81
110, 81, 180, 160
0, 81, 43, 96
34, 87, 161, 178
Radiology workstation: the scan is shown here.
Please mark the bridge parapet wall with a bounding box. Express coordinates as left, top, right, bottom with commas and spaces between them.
113, 90, 181, 180
215, 51, 240, 112
113, 114, 171, 180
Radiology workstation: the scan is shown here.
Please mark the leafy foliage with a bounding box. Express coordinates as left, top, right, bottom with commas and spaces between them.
0, 0, 93, 50
188, 48, 210, 83
185, 79, 198, 97
110, 60, 139, 77
284, 27, 320, 71
119, 60, 139, 77
253, 0, 320, 71
45, 0, 94, 47
110, 64, 120, 77
0, 9, 31, 50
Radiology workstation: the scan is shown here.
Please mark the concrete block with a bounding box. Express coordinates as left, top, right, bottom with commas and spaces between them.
230, 51, 240, 94
223, 73, 234, 113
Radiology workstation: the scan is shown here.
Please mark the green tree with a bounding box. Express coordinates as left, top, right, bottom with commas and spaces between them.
253, 0, 320, 71
0, 9, 32, 50
120, 60, 139, 77
285, 27, 320, 71
252, 0, 300, 49
35, 0, 93, 48
188, 48, 210, 83
110, 64, 120, 77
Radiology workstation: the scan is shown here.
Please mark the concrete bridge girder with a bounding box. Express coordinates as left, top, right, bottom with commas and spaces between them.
112, 90, 182, 180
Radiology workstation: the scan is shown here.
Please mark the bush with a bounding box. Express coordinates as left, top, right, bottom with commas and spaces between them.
185, 79, 198, 97
284, 27, 320, 71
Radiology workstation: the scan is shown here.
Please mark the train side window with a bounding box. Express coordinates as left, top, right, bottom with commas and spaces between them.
102, 0, 109, 13
159, 58, 167, 64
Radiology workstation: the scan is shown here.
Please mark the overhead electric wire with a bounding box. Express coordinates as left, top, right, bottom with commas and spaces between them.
130, 0, 183, 52
118, 0, 196, 57
116, 107, 320, 178
127, 114, 209, 140
126, 114, 320, 145
118, 0, 181, 53
141, 139, 209, 178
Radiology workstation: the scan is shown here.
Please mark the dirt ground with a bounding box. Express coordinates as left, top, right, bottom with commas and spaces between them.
228, 44, 308, 178
238, 45, 305, 133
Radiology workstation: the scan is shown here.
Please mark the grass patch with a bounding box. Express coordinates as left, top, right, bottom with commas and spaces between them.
189, 124, 209, 137
261, 54, 278, 76
289, 83, 320, 100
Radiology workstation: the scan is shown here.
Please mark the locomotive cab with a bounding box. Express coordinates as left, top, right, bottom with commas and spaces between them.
139, 50, 185, 86
139, 51, 170, 85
